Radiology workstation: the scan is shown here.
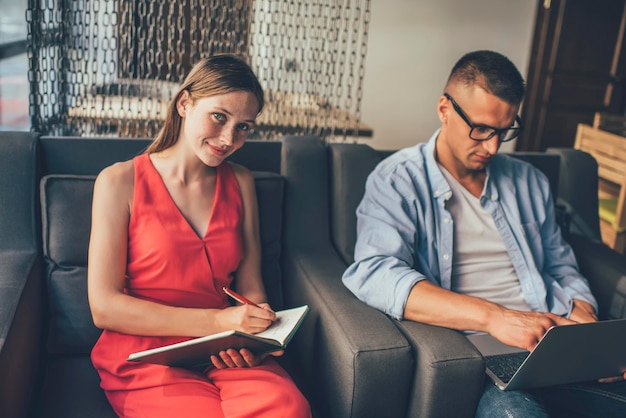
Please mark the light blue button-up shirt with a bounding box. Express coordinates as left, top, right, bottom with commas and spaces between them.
342, 131, 598, 320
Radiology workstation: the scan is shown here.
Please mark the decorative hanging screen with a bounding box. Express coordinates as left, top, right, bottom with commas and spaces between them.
26, 0, 371, 140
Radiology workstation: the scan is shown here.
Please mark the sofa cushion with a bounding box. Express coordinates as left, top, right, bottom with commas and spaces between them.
41, 175, 97, 354
253, 172, 285, 308
328, 144, 384, 264
41, 171, 285, 354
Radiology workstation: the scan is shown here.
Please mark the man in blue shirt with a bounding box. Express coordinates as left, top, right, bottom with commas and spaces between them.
343, 50, 626, 417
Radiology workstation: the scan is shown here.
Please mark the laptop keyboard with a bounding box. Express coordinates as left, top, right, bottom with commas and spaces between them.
484, 351, 530, 383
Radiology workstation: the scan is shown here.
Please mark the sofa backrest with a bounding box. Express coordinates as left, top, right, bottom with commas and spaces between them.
39, 138, 285, 355
39, 137, 282, 175
0, 132, 39, 252
41, 175, 98, 354
328, 143, 385, 265
546, 148, 602, 241
328, 144, 566, 266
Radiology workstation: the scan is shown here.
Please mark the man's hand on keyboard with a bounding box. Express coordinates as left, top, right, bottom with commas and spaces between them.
487, 307, 576, 351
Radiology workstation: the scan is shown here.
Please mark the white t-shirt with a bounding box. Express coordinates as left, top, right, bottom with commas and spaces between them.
440, 165, 531, 312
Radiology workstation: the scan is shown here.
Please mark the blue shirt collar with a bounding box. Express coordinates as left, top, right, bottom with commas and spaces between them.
423, 129, 499, 202
423, 130, 450, 200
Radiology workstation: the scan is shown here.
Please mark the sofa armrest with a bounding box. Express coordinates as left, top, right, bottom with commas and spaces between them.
280, 136, 413, 417
282, 246, 413, 418
394, 321, 485, 418
568, 234, 626, 319
0, 250, 44, 418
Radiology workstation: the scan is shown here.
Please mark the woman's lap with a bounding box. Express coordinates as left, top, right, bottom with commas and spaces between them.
106, 358, 310, 418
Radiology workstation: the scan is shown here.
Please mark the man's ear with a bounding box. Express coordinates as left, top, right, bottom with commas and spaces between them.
176, 90, 190, 117
437, 95, 448, 124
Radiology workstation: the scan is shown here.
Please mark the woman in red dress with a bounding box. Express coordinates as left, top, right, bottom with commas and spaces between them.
88, 54, 311, 418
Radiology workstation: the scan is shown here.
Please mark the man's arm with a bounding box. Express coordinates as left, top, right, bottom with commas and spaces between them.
404, 280, 575, 351
525, 163, 597, 318
342, 159, 426, 320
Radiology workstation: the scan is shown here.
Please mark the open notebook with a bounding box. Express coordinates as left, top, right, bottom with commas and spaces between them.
467, 319, 626, 390
127, 305, 309, 369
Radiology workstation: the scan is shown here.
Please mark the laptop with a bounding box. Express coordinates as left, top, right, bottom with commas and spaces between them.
467, 319, 626, 391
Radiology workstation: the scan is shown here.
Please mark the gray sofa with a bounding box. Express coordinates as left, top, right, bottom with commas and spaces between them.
0, 132, 412, 418
1, 132, 625, 418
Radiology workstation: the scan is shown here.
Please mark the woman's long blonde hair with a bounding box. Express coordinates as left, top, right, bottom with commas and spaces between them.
146, 54, 264, 154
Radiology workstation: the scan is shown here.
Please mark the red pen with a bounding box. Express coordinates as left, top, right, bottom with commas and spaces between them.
223, 287, 261, 308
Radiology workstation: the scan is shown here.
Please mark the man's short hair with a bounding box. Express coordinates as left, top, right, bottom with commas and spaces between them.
446, 50, 525, 105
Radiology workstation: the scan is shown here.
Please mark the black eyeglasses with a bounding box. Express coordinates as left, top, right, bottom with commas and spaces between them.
444, 93, 522, 143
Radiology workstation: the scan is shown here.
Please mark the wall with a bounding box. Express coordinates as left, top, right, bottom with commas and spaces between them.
360, 0, 538, 151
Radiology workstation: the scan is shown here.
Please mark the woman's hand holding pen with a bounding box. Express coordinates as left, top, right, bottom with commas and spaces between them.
219, 287, 276, 333
215, 302, 276, 335
208, 287, 279, 369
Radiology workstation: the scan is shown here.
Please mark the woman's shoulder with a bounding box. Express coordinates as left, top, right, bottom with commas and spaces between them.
224, 161, 257, 202
97, 159, 135, 185
94, 159, 135, 201
225, 161, 254, 183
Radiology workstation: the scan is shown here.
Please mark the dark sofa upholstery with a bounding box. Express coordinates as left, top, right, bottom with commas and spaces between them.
2, 132, 625, 418
0, 132, 413, 418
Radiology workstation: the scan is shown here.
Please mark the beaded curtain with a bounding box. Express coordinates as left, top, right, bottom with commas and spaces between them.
27, 0, 371, 140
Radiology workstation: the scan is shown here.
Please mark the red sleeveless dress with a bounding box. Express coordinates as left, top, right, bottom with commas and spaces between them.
91, 154, 310, 418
